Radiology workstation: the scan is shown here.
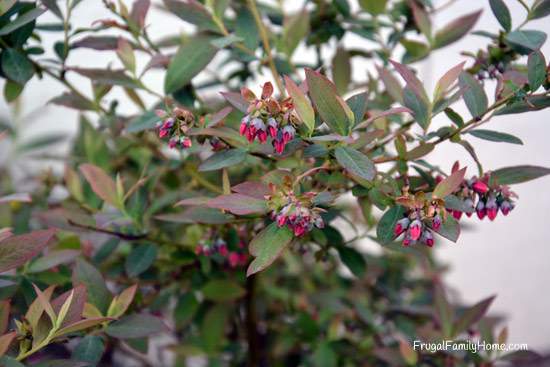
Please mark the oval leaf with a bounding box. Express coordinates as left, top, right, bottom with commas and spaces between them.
247, 223, 293, 276
334, 146, 376, 182
468, 129, 523, 145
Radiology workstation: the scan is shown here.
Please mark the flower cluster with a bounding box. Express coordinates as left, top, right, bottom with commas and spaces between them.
238, 82, 298, 154
445, 170, 517, 221
394, 190, 446, 247
195, 238, 248, 269
155, 107, 194, 149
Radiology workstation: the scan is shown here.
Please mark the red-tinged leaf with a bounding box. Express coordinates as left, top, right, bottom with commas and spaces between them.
231, 181, 270, 199
305, 68, 354, 136
50, 93, 96, 111
220, 91, 249, 112
54, 317, 114, 337
490, 165, 550, 185
130, 0, 150, 28
398, 338, 418, 365
117, 38, 136, 73
0, 193, 31, 204
389, 60, 428, 101
207, 194, 268, 215
175, 197, 212, 207
0, 301, 9, 334
105, 313, 167, 339
261, 82, 274, 99
354, 107, 412, 130
25, 285, 55, 329
72, 36, 120, 50
51, 285, 87, 328
0, 332, 16, 356
410, 1, 431, 39
433, 167, 466, 199
155, 207, 234, 224
377, 65, 403, 103
0, 229, 57, 273
69, 68, 139, 88
453, 295, 496, 336
433, 62, 465, 102
332, 47, 351, 96
32, 284, 57, 324
406, 143, 434, 160
284, 76, 315, 134
108, 285, 137, 318
206, 106, 232, 127
79, 164, 120, 207
247, 223, 293, 276
162, 0, 219, 32
433, 10, 482, 49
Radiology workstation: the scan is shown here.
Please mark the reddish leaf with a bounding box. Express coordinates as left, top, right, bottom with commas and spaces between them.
433, 167, 466, 199
72, 36, 120, 50
231, 181, 270, 199
108, 284, 137, 318
207, 194, 268, 215
0, 331, 16, 356
130, 0, 150, 28
220, 91, 249, 113
284, 76, 315, 133
55, 317, 114, 337
79, 164, 120, 208
453, 295, 496, 336
52, 285, 87, 328
0, 301, 9, 334
433, 62, 465, 102
0, 229, 57, 273
433, 10, 482, 49
389, 60, 427, 101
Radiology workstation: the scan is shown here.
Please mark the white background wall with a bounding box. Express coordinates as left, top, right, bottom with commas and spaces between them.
0, 0, 548, 352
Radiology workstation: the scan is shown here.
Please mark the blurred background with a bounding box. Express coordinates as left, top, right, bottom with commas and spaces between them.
0, 0, 549, 352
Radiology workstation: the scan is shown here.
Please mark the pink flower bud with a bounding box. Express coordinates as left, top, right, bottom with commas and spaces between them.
432, 215, 442, 231
195, 245, 203, 255
421, 230, 434, 247
452, 210, 463, 220
472, 180, 489, 194
182, 137, 192, 148
276, 214, 287, 227
159, 128, 169, 138
486, 196, 498, 221
476, 200, 486, 220
228, 252, 239, 268
257, 130, 268, 143
218, 243, 228, 257
500, 200, 513, 215
394, 217, 410, 236
293, 224, 306, 237
409, 219, 422, 241
168, 138, 178, 149
239, 121, 248, 135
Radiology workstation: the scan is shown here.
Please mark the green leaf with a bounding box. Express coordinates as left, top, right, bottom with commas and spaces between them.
433, 10, 482, 49
490, 165, 550, 185
174, 293, 199, 329
305, 69, 354, 136
282, 10, 309, 56
235, 7, 259, 52
505, 30, 547, 52
403, 86, 431, 129
399, 339, 418, 365
72, 335, 105, 366
433, 167, 466, 199
459, 72, 488, 118
125, 244, 157, 277
528, 51, 547, 91
434, 284, 453, 338
529, 0, 550, 20
207, 194, 268, 215
0, 356, 25, 367
468, 129, 523, 145
125, 110, 158, 133
0, 6, 45, 35
4, 80, 23, 102
201, 305, 228, 352
494, 95, 550, 115
0, 229, 56, 273
311, 341, 337, 367
332, 47, 351, 96
376, 206, 405, 244
162, 0, 219, 32
247, 223, 293, 276
27, 250, 79, 273
359, 0, 387, 15
334, 147, 376, 182
202, 279, 245, 302
401, 39, 430, 63
284, 76, 315, 134
156, 207, 234, 224
431, 216, 460, 242
489, 0, 511, 31
434, 62, 465, 102
73, 258, 112, 314
1, 48, 34, 85
337, 246, 366, 278
453, 295, 495, 336
444, 107, 464, 127
198, 148, 247, 171
107, 285, 137, 318
106, 313, 167, 339
164, 36, 218, 93
346, 92, 368, 125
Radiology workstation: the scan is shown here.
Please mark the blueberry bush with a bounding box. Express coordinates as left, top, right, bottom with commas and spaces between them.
0, 0, 550, 366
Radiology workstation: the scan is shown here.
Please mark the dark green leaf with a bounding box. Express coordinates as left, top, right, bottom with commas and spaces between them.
337, 246, 366, 277
346, 92, 368, 125
198, 149, 247, 171
1, 48, 34, 85
459, 72, 488, 118
494, 95, 550, 115
73, 258, 112, 314
306, 69, 354, 136
334, 146, 376, 182
4, 80, 23, 102
174, 293, 199, 328
332, 47, 351, 96
207, 194, 268, 215
431, 216, 460, 242
376, 206, 405, 244
106, 313, 167, 339
164, 36, 218, 93
505, 30, 547, 52
528, 51, 547, 91
403, 86, 431, 129
444, 107, 464, 127
201, 305, 228, 351
247, 223, 293, 276
72, 335, 105, 366
529, 0, 550, 20
162, 0, 219, 32
202, 279, 245, 302
0, 6, 45, 35
125, 110, 158, 133
490, 165, 550, 185
468, 129, 523, 145
125, 244, 157, 277
489, 0, 511, 31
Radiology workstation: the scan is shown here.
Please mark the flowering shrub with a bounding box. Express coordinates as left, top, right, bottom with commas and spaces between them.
0, 0, 550, 366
